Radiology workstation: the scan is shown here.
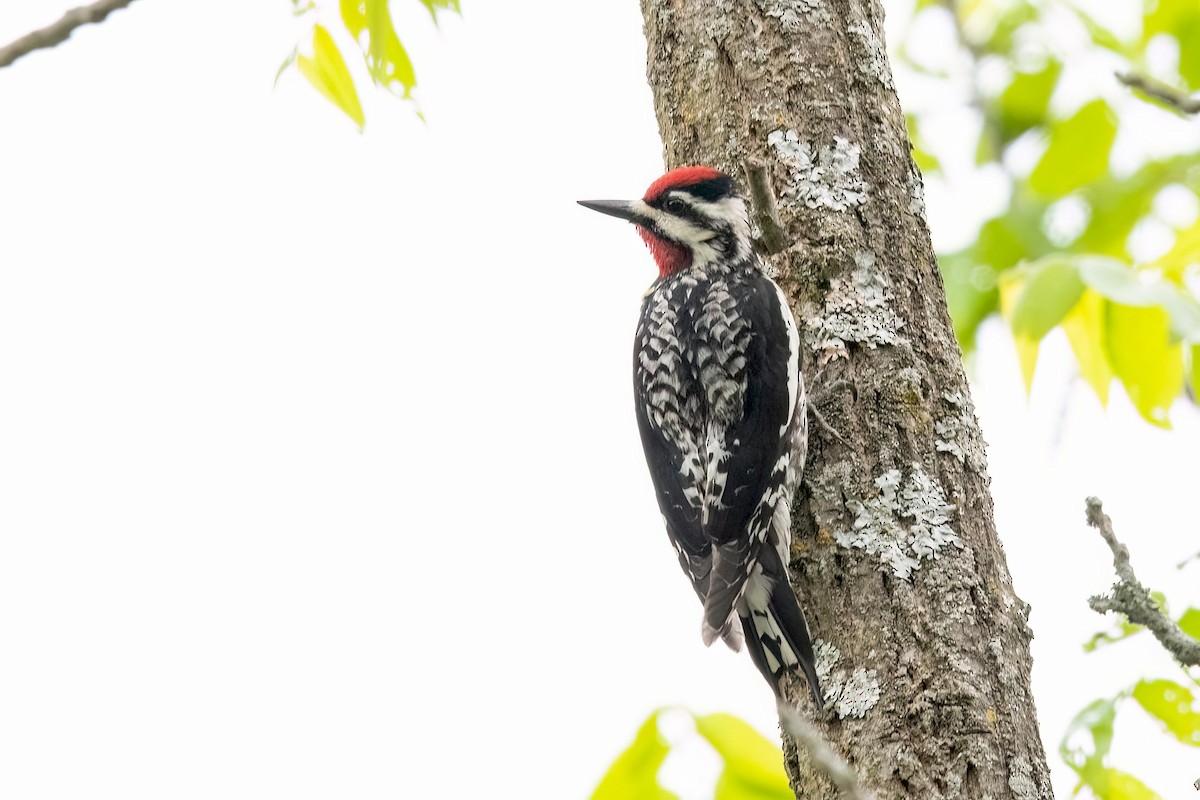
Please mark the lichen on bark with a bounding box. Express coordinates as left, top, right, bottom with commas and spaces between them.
639, 0, 1053, 797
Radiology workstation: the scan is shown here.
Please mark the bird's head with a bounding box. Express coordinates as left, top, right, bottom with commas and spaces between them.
578, 166, 753, 278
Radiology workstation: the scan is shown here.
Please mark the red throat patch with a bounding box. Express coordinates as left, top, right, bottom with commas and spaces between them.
643, 165, 725, 202
638, 225, 692, 277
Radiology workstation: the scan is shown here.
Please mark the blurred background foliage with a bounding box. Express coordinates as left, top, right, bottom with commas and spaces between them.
591, 709, 795, 800
1064, 597, 1200, 800
280, 0, 461, 128
898, 0, 1200, 429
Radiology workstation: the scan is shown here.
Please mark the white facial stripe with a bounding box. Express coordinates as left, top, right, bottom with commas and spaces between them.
678, 195, 751, 234
634, 194, 753, 269
631, 199, 714, 245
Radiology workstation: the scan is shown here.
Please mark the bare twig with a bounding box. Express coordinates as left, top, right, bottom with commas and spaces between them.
0, 0, 141, 70
807, 376, 855, 451
778, 703, 874, 800
810, 404, 853, 450
1116, 71, 1200, 115
743, 158, 791, 255
1085, 496, 1200, 667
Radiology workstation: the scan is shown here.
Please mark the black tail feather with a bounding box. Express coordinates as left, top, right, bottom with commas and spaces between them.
741, 549, 824, 709
767, 576, 824, 709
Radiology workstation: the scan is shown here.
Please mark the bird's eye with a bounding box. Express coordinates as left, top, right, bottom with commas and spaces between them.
664, 197, 686, 213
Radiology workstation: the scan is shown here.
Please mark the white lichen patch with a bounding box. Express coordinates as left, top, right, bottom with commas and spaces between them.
760, 0, 828, 29
767, 130, 869, 212
835, 463, 962, 579
934, 419, 966, 462
813, 639, 841, 686
935, 390, 986, 471
908, 168, 926, 217
837, 668, 882, 718
1007, 756, 1039, 800
805, 250, 906, 359
847, 21, 891, 87
811, 640, 881, 719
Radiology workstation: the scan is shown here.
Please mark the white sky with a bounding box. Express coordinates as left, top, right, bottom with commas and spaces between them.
0, 2, 1196, 799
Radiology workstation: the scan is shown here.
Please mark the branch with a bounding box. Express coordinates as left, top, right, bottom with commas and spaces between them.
1085, 496, 1200, 667
743, 158, 791, 255
778, 703, 874, 800
1116, 71, 1200, 115
0, 0, 141, 70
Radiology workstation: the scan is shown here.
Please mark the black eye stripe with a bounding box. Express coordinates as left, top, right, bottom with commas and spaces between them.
651, 175, 736, 214
659, 200, 709, 226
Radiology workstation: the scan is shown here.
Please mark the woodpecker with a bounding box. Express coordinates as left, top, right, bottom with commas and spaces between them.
579, 166, 823, 707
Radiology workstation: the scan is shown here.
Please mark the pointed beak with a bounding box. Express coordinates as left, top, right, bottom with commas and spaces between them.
577, 199, 639, 223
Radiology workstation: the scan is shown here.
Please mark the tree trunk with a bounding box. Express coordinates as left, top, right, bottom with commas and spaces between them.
638, 1, 1053, 798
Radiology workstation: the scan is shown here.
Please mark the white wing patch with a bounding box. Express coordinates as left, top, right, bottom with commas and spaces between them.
772, 280, 802, 437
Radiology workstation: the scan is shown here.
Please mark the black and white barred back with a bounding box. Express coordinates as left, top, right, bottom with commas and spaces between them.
634, 260, 820, 705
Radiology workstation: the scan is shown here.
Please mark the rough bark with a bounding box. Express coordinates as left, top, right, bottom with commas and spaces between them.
638, 1, 1053, 798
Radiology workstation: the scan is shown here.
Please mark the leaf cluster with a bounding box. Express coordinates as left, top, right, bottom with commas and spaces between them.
900, 0, 1200, 427
591, 709, 794, 800
1065, 602, 1200, 798
281, 0, 461, 129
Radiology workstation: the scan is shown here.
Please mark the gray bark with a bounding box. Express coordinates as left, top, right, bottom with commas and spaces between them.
638, 1, 1054, 798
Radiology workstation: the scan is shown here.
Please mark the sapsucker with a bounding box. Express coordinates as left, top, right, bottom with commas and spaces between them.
580, 167, 823, 707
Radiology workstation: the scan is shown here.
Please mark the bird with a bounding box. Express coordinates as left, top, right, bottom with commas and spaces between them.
579, 166, 824, 707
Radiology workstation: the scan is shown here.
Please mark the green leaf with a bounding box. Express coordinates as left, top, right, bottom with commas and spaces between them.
1014, 334, 1039, 393
1179, 608, 1200, 639
1103, 301, 1183, 427
1073, 6, 1133, 54
274, 46, 299, 89
973, 0, 1038, 54
998, 60, 1061, 141
1191, 344, 1200, 402
1083, 614, 1141, 652
692, 713, 793, 800
1153, 216, 1200, 284
1132, 679, 1200, 747
1091, 768, 1163, 800
999, 271, 1040, 391
1144, 0, 1200, 41
1079, 257, 1200, 339
1030, 100, 1117, 198
418, 0, 461, 22
1177, 18, 1200, 89
297, 24, 365, 130
1078, 257, 1159, 305
939, 250, 998, 353
591, 711, 679, 800
975, 125, 997, 167
1009, 256, 1086, 340
1059, 696, 1164, 798
1077, 155, 1200, 258
340, 0, 417, 97
1062, 290, 1113, 405
979, 213, 1050, 271
1060, 696, 1118, 767
906, 114, 941, 173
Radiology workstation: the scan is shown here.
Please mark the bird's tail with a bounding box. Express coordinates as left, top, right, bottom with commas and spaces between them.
739, 550, 823, 709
